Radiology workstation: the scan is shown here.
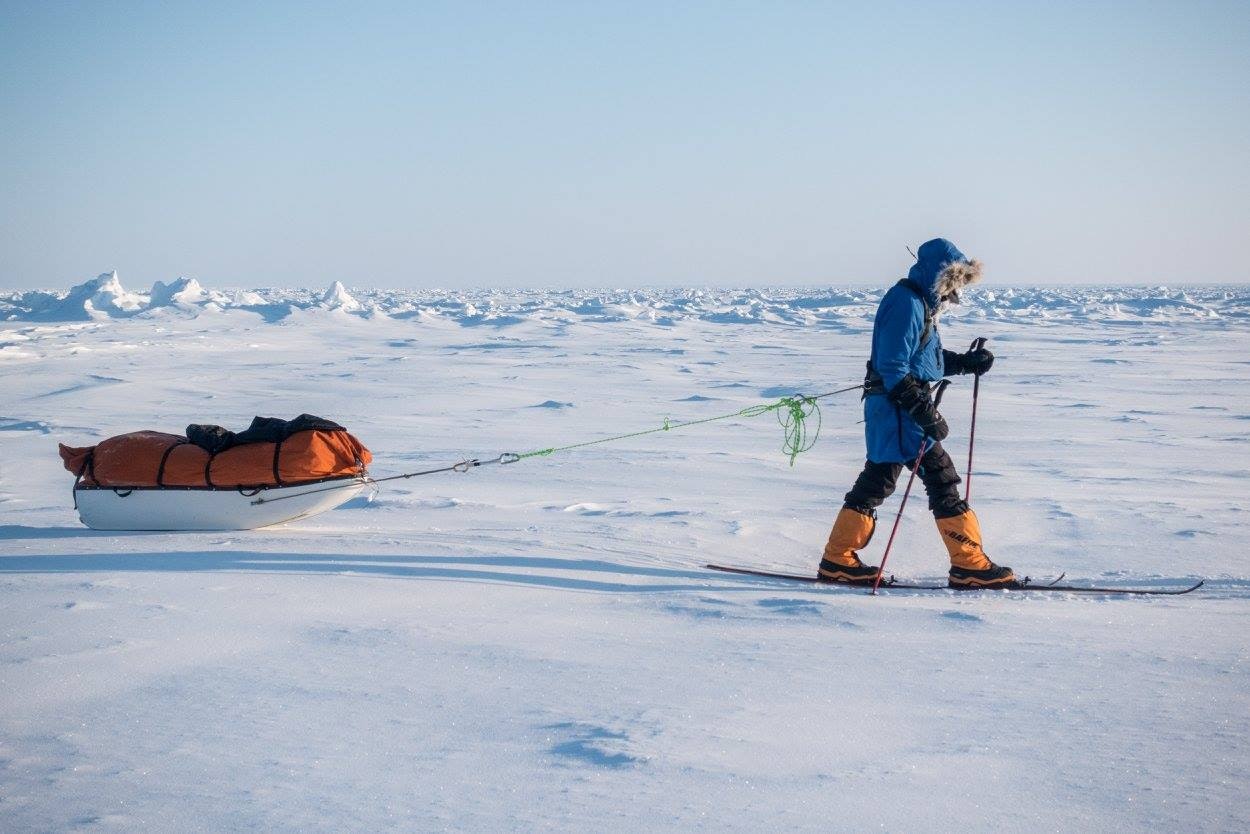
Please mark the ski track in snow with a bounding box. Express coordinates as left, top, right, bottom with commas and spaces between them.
1, 275, 1249, 831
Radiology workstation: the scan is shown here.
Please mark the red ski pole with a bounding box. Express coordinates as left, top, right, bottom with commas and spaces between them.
872, 379, 950, 595
964, 337, 987, 502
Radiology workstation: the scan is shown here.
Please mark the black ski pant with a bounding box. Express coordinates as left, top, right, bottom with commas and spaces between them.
843, 442, 967, 520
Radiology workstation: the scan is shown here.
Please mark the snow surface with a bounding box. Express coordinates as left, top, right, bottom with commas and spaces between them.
2, 273, 1249, 831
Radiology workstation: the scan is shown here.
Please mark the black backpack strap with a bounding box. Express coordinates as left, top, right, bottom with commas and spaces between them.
866, 281, 937, 394
894, 279, 934, 344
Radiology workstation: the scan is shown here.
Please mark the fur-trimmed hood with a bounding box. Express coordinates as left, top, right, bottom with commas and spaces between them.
907, 238, 982, 308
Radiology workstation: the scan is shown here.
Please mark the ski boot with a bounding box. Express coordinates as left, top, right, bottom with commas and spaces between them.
817, 507, 880, 586
937, 510, 1017, 588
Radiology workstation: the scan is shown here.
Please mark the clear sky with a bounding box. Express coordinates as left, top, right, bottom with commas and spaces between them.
2, 1, 1247, 289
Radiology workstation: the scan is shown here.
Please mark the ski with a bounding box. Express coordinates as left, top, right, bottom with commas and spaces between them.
1014, 580, 1204, 596
704, 564, 1204, 595
705, 564, 943, 589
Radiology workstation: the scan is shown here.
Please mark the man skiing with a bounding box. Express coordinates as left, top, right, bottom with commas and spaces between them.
817, 238, 1016, 588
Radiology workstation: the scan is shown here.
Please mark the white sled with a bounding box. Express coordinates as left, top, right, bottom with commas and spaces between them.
74, 477, 368, 531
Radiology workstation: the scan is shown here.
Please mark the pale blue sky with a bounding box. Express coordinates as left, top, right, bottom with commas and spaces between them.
2, 1, 1247, 289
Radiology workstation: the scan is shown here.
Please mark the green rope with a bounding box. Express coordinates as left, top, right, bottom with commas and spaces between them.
517, 385, 857, 467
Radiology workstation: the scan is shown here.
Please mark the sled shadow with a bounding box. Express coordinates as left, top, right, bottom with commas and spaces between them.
0, 525, 160, 540
0, 551, 764, 595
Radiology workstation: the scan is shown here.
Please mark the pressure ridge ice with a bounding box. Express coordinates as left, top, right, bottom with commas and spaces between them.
3, 272, 1246, 325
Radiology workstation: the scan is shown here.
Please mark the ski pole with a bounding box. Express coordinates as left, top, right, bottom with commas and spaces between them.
964, 337, 987, 502
872, 379, 950, 595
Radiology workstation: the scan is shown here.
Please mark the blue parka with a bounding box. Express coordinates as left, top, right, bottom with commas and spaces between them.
863, 238, 966, 463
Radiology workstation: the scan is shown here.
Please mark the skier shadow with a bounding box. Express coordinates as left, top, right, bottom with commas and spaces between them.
0, 550, 772, 595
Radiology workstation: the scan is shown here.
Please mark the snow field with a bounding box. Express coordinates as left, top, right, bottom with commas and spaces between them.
1, 277, 1248, 831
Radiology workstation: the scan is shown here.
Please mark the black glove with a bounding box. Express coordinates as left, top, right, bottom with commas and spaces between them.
888, 375, 949, 441
943, 347, 994, 377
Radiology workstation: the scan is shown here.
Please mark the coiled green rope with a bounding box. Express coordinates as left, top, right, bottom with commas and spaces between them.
518, 384, 858, 467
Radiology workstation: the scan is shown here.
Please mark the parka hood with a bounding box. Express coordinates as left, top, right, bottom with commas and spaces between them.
907, 238, 982, 307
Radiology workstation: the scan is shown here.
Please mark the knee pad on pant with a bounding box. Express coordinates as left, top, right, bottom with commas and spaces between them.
917, 446, 965, 517
844, 460, 903, 512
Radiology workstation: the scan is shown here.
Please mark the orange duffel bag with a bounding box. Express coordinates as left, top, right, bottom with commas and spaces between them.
59, 414, 371, 489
